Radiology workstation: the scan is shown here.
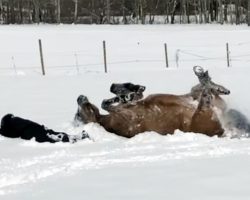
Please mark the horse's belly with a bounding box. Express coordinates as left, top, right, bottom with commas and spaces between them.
140, 108, 192, 135
108, 103, 194, 137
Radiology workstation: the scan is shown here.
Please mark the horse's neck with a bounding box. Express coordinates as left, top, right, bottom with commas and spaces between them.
98, 113, 121, 134
98, 114, 112, 128
212, 95, 227, 111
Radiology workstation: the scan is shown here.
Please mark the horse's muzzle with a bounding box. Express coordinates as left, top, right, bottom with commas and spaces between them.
217, 87, 230, 95
223, 90, 230, 95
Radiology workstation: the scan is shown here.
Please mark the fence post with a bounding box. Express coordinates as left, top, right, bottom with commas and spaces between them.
164, 43, 169, 68
103, 40, 107, 73
226, 43, 230, 67
11, 56, 17, 75
175, 49, 180, 68
74, 53, 80, 74
38, 39, 45, 75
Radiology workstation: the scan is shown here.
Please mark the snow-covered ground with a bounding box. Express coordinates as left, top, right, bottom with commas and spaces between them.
1, 25, 250, 199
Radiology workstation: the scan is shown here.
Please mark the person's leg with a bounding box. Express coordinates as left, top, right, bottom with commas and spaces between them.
46, 129, 89, 143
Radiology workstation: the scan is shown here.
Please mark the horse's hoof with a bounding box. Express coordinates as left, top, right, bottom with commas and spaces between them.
110, 83, 117, 93
193, 66, 204, 76
138, 86, 146, 92
77, 95, 89, 106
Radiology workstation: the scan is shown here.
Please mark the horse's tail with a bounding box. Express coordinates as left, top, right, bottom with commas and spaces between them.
246, 124, 250, 134
226, 109, 250, 134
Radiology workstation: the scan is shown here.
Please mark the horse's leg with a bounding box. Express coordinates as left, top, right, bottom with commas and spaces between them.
118, 92, 136, 103
193, 66, 230, 96
101, 96, 120, 111
197, 88, 213, 110
190, 89, 224, 137
123, 83, 146, 94
102, 93, 138, 112
193, 66, 211, 86
102, 92, 140, 110
110, 83, 131, 95
110, 83, 145, 103
110, 83, 145, 95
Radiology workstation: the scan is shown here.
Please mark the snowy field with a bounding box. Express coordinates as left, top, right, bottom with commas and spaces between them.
1, 25, 250, 199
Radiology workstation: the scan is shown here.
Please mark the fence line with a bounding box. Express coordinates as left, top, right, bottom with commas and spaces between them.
0, 40, 250, 75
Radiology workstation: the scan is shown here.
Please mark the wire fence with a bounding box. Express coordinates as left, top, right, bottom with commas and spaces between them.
1, 39, 250, 75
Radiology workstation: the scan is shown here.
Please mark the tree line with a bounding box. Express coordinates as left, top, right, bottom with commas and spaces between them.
0, 0, 250, 25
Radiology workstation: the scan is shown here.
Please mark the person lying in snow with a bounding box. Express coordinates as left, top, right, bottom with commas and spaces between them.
0, 114, 89, 143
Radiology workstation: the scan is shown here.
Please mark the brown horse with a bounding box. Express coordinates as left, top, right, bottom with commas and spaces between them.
75, 91, 227, 138
75, 67, 231, 138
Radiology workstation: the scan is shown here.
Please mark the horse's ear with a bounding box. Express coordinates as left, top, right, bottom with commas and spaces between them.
205, 71, 209, 77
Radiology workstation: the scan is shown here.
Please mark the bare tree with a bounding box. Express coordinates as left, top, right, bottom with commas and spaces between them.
180, 0, 187, 24
33, 0, 40, 23
218, 0, 223, 24
136, 0, 147, 24
186, 0, 190, 23
193, 0, 198, 23
210, 0, 216, 22
248, 0, 250, 25
163, 0, 171, 24
55, 0, 61, 23
198, 0, 203, 23
170, 0, 177, 24
73, 0, 78, 23
147, 0, 160, 24
203, 0, 208, 23
224, 0, 228, 23
28, 0, 33, 23
0, 0, 3, 24
9, 0, 15, 24
18, 0, 24, 24
229, 0, 233, 24
121, 0, 127, 24
106, 0, 110, 23
236, 0, 240, 24
0, 0, 249, 25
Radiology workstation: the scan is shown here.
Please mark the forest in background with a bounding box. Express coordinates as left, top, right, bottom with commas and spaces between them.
0, 0, 250, 25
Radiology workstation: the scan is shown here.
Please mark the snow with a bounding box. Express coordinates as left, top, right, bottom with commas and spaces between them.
1, 24, 250, 199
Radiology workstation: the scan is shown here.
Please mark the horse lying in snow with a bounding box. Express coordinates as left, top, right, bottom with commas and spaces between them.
75, 66, 249, 138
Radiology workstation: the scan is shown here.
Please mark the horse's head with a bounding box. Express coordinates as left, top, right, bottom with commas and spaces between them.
75, 95, 100, 124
